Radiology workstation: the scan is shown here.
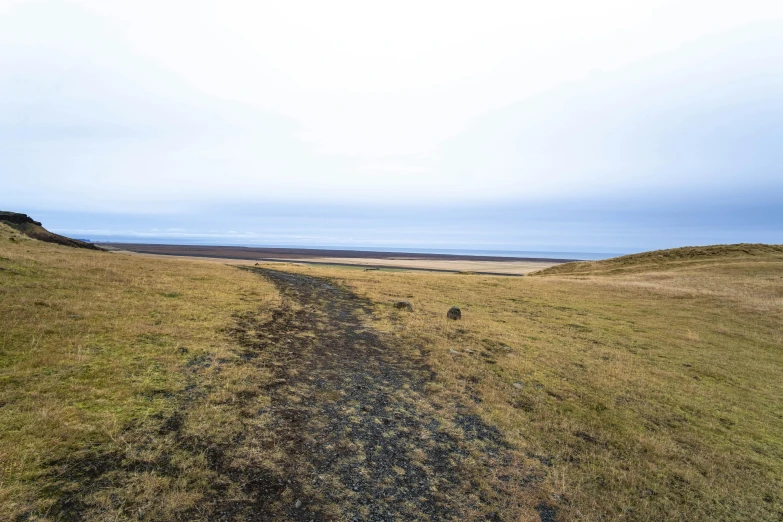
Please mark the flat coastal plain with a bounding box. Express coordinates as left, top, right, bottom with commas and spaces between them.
102, 243, 568, 275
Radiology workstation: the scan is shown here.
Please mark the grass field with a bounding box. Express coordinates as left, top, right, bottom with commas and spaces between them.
0, 224, 282, 519
272, 246, 783, 520
2, 224, 782, 520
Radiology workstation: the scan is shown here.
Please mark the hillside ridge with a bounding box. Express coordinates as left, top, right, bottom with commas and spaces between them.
531, 242, 783, 276
0, 211, 101, 250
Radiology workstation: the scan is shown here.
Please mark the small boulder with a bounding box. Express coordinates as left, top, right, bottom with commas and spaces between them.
394, 301, 413, 312
446, 307, 462, 320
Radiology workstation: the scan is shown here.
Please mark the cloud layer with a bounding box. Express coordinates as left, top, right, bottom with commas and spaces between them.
2, 0, 782, 249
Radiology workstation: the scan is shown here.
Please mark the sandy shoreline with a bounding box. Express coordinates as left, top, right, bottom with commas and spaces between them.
103, 243, 570, 275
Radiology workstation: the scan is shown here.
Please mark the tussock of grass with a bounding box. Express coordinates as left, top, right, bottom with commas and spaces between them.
279, 249, 783, 520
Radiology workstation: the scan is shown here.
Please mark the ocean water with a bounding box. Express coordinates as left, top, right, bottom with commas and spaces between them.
91, 234, 618, 261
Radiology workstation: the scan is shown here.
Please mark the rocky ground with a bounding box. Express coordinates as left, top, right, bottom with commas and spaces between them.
224, 268, 528, 521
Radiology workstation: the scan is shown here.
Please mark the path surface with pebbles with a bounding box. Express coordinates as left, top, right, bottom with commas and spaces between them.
233, 268, 523, 521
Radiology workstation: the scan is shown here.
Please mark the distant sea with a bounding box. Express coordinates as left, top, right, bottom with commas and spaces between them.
89, 235, 617, 261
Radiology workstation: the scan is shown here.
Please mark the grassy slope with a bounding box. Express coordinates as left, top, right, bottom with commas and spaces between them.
2, 219, 101, 250
531, 243, 783, 277
0, 224, 280, 518
281, 245, 783, 521
2, 226, 782, 520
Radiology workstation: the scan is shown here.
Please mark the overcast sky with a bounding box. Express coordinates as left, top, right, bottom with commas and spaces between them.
2, 0, 782, 252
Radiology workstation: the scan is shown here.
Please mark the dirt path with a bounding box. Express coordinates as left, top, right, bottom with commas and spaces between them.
232, 268, 521, 521
34, 268, 528, 522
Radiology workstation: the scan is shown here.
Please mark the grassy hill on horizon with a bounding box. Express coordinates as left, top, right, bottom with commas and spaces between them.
531, 243, 783, 277
1, 225, 782, 521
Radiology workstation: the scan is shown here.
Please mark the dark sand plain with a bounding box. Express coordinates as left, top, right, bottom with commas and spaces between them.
103, 243, 570, 275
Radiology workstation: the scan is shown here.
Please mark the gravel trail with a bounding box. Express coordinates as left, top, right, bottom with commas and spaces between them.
234, 268, 519, 521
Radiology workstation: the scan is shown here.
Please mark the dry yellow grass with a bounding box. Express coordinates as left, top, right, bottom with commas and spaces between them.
0, 224, 280, 518
275, 251, 783, 520
3, 224, 782, 520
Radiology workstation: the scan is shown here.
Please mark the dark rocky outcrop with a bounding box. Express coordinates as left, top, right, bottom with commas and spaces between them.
447, 307, 462, 320
0, 211, 42, 226
394, 301, 413, 312
0, 211, 102, 250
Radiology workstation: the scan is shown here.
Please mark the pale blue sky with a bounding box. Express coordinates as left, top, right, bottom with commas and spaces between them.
2, 1, 782, 252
